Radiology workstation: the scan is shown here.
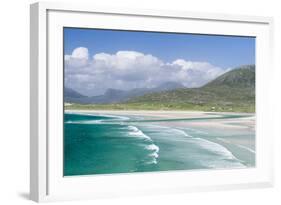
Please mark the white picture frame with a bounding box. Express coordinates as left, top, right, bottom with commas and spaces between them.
30, 1, 274, 202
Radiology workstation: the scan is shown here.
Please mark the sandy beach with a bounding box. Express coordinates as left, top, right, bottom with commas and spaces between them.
66, 109, 254, 130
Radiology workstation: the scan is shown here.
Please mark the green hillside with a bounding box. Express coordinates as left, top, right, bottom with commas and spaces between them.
66, 65, 255, 113
205, 65, 255, 88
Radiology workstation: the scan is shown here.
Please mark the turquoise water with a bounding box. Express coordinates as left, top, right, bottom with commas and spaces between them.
64, 112, 254, 176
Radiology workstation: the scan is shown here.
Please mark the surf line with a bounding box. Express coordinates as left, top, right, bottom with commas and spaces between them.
216, 137, 255, 154
127, 125, 160, 165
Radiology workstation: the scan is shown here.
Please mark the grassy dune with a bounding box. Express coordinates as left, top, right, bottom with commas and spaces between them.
65, 101, 255, 113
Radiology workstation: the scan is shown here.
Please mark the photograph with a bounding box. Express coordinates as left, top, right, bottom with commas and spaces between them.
63, 28, 255, 176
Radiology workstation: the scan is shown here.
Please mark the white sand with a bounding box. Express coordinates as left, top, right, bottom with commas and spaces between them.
66, 110, 254, 130
66, 110, 228, 119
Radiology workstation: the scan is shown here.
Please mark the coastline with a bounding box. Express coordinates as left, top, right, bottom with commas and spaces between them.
65, 109, 254, 118
65, 109, 255, 167
65, 109, 255, 131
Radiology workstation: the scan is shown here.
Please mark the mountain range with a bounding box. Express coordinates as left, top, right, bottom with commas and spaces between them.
65, 81, 185, 104
65, 64, 255, 112
127, 64, 255, 112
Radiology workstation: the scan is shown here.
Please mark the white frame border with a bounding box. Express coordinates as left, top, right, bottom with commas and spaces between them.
30, 2, 274, 202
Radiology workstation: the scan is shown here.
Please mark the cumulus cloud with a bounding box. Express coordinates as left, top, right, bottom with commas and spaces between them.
65, 47, 90, 70
64, 48, 229, 96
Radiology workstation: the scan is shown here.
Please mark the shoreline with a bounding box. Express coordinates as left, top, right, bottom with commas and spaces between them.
65, 109, 254, 117
65, 109, 255, 167
65, 109, 255, 130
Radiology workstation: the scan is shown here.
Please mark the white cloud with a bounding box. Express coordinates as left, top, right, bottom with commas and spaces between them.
71, 47, 89, 59
65, 48, 228, 96
171, 59, 226, 86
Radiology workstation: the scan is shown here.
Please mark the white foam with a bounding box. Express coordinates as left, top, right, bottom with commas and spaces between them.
148, 152, 159, 158
127, 125, 160, 165
236, 144, 256, 153
128, 125, 245, 168
145, 144, 160, 153
171, 130, 246, 168
128, 125, 139, 132
65, 120, 103, 124
192, 137, 246, 168
195, 137, 237, 160
172, 128, 191, 137
65, 120, 73, 124
217, 137, 256, 154
99, 114, 130, 121
145, 158, 158, 165
127, 125, 160, 164
127, 126, 152, 141
145, 144, 160, 165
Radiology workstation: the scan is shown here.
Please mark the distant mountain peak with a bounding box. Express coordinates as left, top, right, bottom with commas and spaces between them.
64, 81, 185, 104
64, 87, 86, 99
104, 88, 124, 95
239, 64, 255, 70
203, 64, 255, 88
156, 81, 185, 90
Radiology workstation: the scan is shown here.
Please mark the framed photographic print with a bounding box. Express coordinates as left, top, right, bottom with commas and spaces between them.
30, 2, 274, 202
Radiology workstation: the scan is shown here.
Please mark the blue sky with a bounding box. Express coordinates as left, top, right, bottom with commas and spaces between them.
64, 27, 255, 96
64, 27, 255, 69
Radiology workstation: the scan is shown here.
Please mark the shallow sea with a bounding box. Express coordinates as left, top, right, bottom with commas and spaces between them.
64, 112, 255, 176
